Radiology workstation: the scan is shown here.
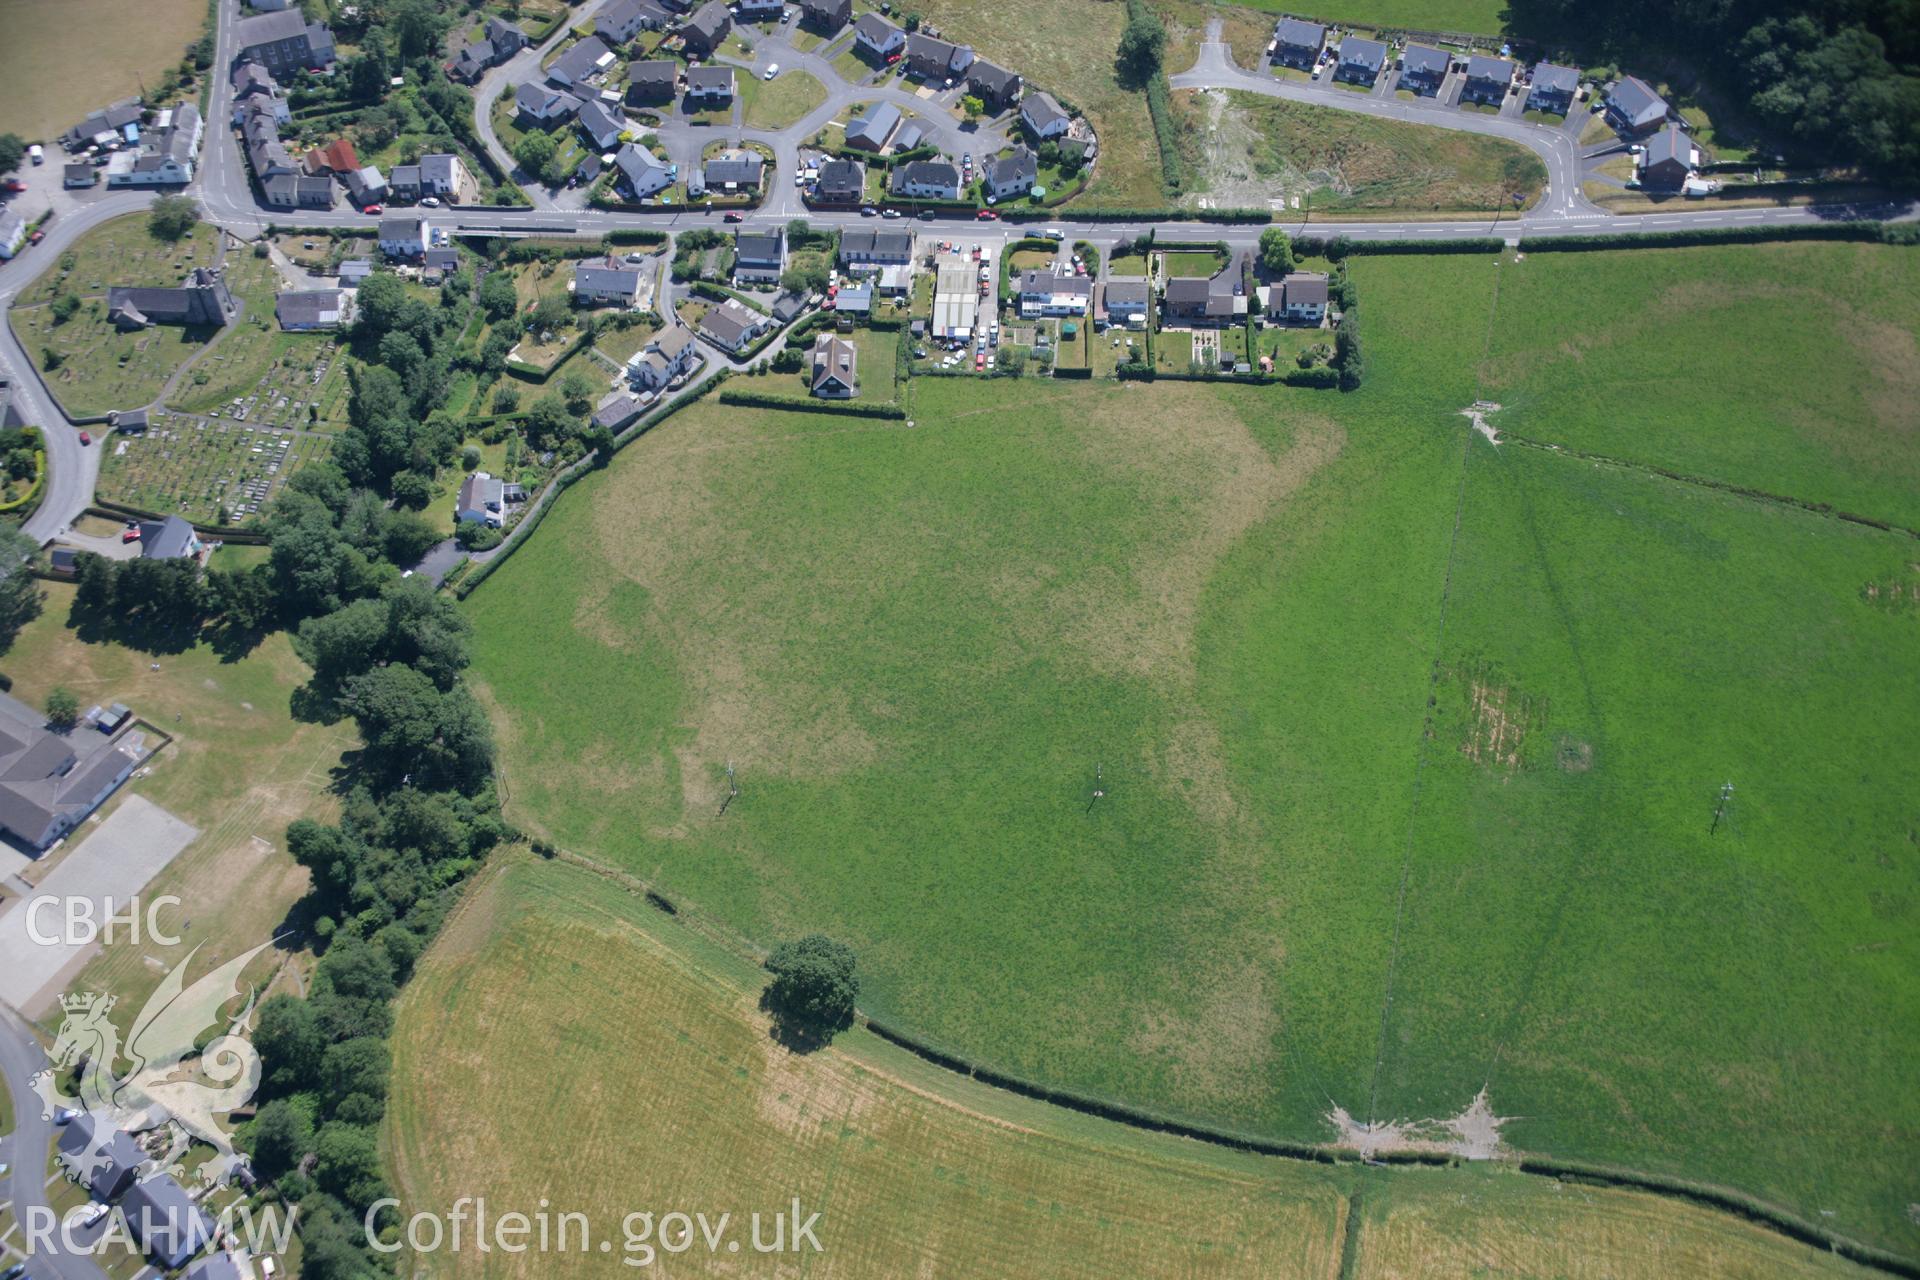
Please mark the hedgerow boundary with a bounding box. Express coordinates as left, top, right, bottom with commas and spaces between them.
503, 837, 1920, 1279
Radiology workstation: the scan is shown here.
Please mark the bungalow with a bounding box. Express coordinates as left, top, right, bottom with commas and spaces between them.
121, 1176, 214, 1270
275, 289, 352, 330
891, 159, 962, 200
685, 64, 735, 104
626, 326, 699, 392
593, 393, 645, 432
1639, 121, 1697, 188
845, 102, 901, 152
1461, 54, 1515, 105
875, 263, 913, 297
549, 35, 615, 88
1335, 37, 1387, 85
264, 172, 334, 209
813, 157, 866, 205
1398, 44, 1450, 94
831, 282, 871, 315
704, 151, 764, 192
515, 82, 582, 124
377, 217, 430, 259
456, 471, 506, 526
678, 1, 732, 58
967, 59, 1023, 110
699, 298, 771, 352
599, 0, 656, 43
810, 334, 857, 398
627, 59, 679, 104
63, 163, 95, 189
1100, 278, 1149, 328
853, 12, 907, 61
578, 98, 627, 149
234, 8, 336, 71
1017, 269, 1092, 318
1526, 61, 1580, 113
1267, 271, 1328, 325
1270, 16, 1325, 70
614, 142, 676, 199
839, 228, 912, 271
338, 259, 374, 285
1605, 74, 1670, 134
0, 693, 142, 850
1162, 264, 1244, 327
905, 33, 974, 84
573, 256, 648, 306
798, 0, 851, 33
1019, 92, 1070, 140
985, 146, 1037, 201
733, 227, 785, 284
57, 1115, 144, 1200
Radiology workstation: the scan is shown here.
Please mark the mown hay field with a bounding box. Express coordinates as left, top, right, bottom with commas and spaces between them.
0, 0, 206, 139
387, 854, 1880, 1279
463, 242, 1920, 1258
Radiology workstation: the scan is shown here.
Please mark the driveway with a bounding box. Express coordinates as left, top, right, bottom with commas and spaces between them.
0, 795, 199, 1017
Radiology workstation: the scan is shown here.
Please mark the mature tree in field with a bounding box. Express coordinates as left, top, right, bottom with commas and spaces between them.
0, 134, 24, 174
513, 130, 556, 178
477, 269, 518, 321
44, 686, 79, 732
0, 527, 43, 654
1115, 8, 1165, 86
348, 30, 392, 101
1258, 228, 1295, 275
248, 1098, 315, 1179
559, 367, 596, 414
148, 195, 200, 241
528, 293, 569, 336
763, 935, 860, 1040
388, 469, 433, 511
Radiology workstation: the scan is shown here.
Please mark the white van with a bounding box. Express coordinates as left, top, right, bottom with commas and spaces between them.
28, 144, 45, 165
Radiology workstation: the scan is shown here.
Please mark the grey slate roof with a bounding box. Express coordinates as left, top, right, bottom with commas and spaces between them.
275, 289, 347, 327
550, 34, 614, 84
989, 147, 1037, 188
685, 64, 734, 93
122, 1175, 214, 1269
1102, 279, 1149, 310
578, 97, 625, 143
575, 256, 645, 297
815, 157, 865, 200
1400, 44, 1450, 80
1276, 271, 1329, 307
1529, 61, 1580, 97
1338, 37, 1387, 73
735, 228, 783, 264
854, 12, 903, 46
1020, 92, 1068, 133
893, 159, 959, 189
968, 59, 1021, 100
701, 299, 764, 347
840, 227, 912, 259
1609, 74, 1669, 128
846, 102, 901, 149
139, 515, 199, 559
1465, 54, 1514, 85
705, 153, 763, 185
628, 59, 678, 93
680, 0, 730, 45
1273, 16, 1325, 48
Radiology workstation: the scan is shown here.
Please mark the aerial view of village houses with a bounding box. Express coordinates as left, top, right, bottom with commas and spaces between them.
0, 0, 1914, 1274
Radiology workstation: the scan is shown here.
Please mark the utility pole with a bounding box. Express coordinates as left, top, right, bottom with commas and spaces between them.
718, 760, 739, 817
1709, 780, 1733, 836
1086, 763, 1105, 815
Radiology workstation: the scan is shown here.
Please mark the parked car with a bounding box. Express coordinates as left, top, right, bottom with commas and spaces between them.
421, 196, 441, 207
763, 63, 780, 80
362, 202, 383, 214
2, 180, 24, 194
121, 529, 141, 544
28, 144, 44, 165
881, 208, 901, 218
53, 1107, 79, 1124
974, 351, 985, 370
975, 209, 997, 220
917, 210, 935, 220
724, 211, 744, 222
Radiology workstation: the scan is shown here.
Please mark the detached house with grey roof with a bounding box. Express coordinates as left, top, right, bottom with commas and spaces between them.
234, 8, 336, 71
627, 59, 679, 104
1266, 272, 1328, 325
699, 298, 771, 352
810, 334, 858, 398
813, 157, 866, 205
599, 0, 658, 43
1270, 17, 1325, 69
549, 35, 615, 88
1639, 121, 1698, 187
1398, 44, 1450, 94
733, 228, 785, 285
678, 1, 732, 58
967, 59, 1023, 110
1335, 36, 1387, 86
798, 0, 851, 32
573, 256, 649, 307
985, 146, 1037, 201
1019, 92, 1069, 140
515, 81, 582, 124
614, 142, 676, 199
853, 12, 906, 61
905, 32, 974, 83
1605, 74, 1670, 134
684, 64, 735, 105
578, 98, 627, 150
1461, 54, 1515, 104
626, 326, 700, 393
891, 159, 962, 200
1526, 62, 1580, 113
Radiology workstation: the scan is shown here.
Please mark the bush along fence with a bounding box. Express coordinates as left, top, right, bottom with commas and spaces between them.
1516, 220, 1920, 252
86, 500, 271, 544
454, 372, 732, 600
718, 390, 907, 419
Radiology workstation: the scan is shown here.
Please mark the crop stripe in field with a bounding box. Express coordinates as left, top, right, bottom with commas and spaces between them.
1364, 256, 1504, 1127
1493, 433, 1920, 541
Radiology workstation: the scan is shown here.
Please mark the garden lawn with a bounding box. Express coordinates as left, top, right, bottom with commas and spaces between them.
739, 68, 829, 129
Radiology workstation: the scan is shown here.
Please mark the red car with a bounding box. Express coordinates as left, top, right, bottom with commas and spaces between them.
723, 211, 744, 222
974, 352, 985, 371
975, 209, 997, 221
78, 430, 92, 445
122, 528, 142, 544
362, 203, 383, 214
3, 180, 25, 193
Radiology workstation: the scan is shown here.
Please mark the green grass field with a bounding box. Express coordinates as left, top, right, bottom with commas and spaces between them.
739, 67, 829, 129
388, 853, 1878, 1279
462, 242, 1920, 1259
1199, 0, 1507, 36
1173, 89, 1548, 214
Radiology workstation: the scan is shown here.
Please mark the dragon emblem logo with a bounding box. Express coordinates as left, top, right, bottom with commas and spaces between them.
32, 940, 276, 1188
